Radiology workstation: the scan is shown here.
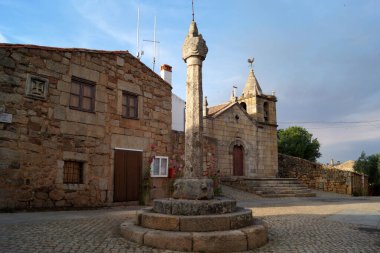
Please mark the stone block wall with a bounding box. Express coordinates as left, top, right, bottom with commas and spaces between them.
256, 124, 278, 178
170, 130, 217, 177
204, 104, 278, 178
278, 153, 368, 195
204, 105, 257, 177
0, 44, 172, 209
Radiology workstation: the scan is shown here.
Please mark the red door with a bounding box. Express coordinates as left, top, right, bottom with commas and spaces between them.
233, 145, 244, 176
114, 149, 142, 202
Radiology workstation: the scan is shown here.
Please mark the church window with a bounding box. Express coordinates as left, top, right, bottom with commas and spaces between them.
240, 102, 247, 111
122, 91, 139, 119
63, 161, 84, 184
150, 156, 168, 177
70, 76, 95, 112
264, 102, 269, 122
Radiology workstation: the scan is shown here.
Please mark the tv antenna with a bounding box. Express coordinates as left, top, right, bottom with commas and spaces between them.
143, 16, 160, 71
248, 57, 254, 69
136, 7, 144, 59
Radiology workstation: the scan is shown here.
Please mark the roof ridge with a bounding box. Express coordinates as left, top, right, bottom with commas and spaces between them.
0, 43, 129, 54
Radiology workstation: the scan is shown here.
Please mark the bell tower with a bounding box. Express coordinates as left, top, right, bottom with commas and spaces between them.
238, 58, 277, 124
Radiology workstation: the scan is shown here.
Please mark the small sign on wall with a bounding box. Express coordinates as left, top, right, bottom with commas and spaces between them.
0, 113, 12, 123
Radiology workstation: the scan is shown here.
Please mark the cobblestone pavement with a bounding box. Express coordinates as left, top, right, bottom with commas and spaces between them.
1, 187, 379, 253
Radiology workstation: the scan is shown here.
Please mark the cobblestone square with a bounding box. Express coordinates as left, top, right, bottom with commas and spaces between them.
1, 187, 379, 253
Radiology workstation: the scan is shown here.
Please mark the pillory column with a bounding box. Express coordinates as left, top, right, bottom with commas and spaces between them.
172, 21, 214, 200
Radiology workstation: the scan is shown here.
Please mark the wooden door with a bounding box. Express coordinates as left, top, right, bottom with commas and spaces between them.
114, 149, 142, 202
233, 145, 244, 176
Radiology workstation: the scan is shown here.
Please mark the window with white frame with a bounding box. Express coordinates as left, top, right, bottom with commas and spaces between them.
150, 156, 168, 177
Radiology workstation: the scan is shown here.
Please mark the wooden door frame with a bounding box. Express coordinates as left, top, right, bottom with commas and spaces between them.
113, 148, 143, 202
232, 145, 244, 176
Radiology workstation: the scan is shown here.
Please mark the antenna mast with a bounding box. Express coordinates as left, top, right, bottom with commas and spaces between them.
136, 7, 141, 59
143, 16, 160, 71
192, 0, 195, 21
153, 16, 157, 71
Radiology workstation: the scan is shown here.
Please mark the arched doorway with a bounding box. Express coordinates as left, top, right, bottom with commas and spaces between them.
233, 145, 244, 176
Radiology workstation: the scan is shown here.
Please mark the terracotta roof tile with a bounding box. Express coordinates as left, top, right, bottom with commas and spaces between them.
207, 102, 231, 116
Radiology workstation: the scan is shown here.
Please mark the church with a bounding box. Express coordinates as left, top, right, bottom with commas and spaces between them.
165, 63, 279, 179
204, 66, 278, 178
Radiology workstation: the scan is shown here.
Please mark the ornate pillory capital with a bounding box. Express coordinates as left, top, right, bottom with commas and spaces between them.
182, 21, 208, 62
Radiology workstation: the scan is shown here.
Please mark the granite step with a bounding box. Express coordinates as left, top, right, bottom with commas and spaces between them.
255, 189, 311, 194
247, 182, 303, 187
259, 192, 316, 198
221, 177, 316, 198
250, 186, 310, 191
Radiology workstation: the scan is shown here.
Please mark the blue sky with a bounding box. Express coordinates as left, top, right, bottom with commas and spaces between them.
1, 0, 379, 163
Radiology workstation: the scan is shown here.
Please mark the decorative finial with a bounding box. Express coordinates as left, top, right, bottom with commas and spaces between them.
192, 0, 195, 21
248, 57, 254, 69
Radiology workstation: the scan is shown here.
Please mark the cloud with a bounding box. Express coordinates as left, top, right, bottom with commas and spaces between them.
319, 138, 380, 163
0, 32, 7, 42
71, 0, 137, 47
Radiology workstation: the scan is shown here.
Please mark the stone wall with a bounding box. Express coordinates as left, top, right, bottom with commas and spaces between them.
170, 130, 217, 176
278, 153, 368, 195
256, 123, 278, 177
0, 44, 172, 209
204, 105, 256, 177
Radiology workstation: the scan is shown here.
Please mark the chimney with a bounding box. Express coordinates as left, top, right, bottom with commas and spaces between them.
230, 86, 237, 102
160, 64, 172, 85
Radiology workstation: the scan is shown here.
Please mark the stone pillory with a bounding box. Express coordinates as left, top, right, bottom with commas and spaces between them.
172, 21, 213, 200
121, 17, 269, 253
182, 21, 208, 178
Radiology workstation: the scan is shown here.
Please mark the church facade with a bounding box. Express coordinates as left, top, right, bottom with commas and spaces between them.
203, 67, 278, 178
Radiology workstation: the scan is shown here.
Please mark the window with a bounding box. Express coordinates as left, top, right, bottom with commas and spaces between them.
122, 91, 138, 119
70, 76, 95, 112
263, 102, 269, 122
63, 161, 84, 184
240, 102, 247, 111
150, 156, 168, 177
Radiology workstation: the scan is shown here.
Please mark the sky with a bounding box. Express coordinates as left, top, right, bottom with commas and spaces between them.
0, 0, 379, 163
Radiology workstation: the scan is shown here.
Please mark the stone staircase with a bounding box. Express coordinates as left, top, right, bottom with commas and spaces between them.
222, 177, 316, 197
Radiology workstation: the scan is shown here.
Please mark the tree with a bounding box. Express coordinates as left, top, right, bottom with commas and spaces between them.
354, 151, 380, 185
278, 126, 321, 162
